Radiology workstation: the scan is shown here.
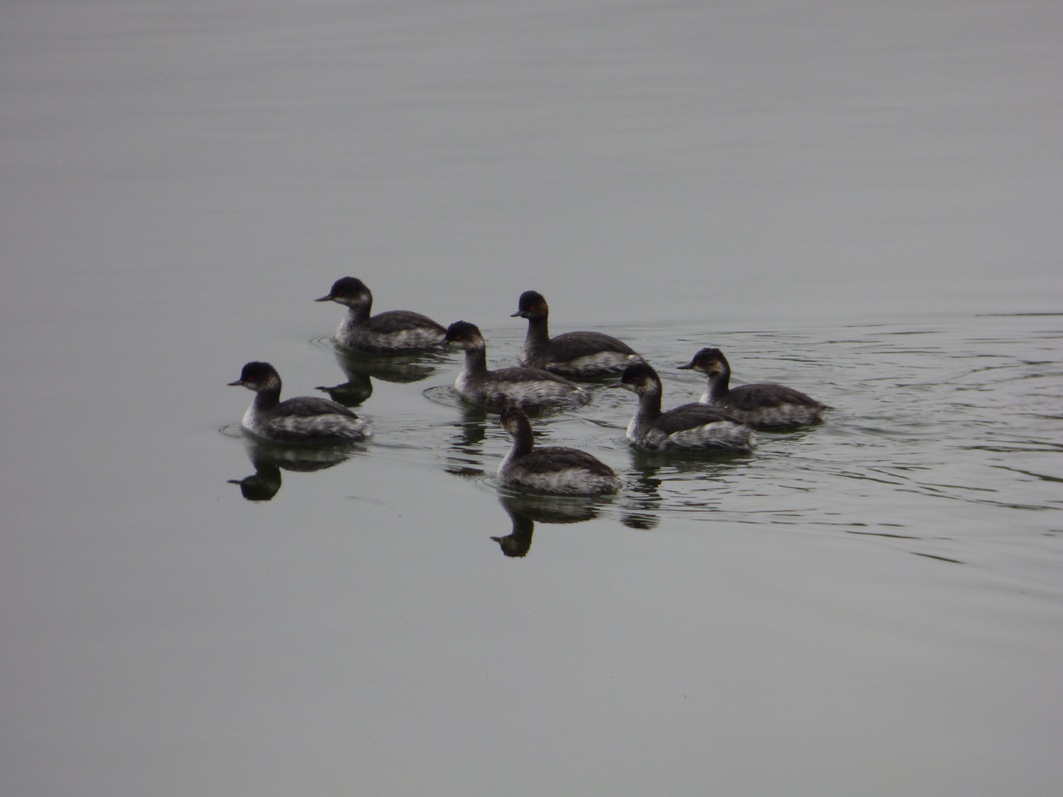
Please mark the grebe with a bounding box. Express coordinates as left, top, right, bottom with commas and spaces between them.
228, 361, 370, 443
679, 348, 828, 428
315, 277, 445, 353
511, 290, 643, 378
497, 406, 621, 495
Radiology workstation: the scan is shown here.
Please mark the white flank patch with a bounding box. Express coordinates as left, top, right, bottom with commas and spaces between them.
500, 463, 620, 496
243, 406, 369, 441
558, 351, 640, 376
630, 418, 754, 451
663, 422, 752, 450
700, 397, 823, 428
341, 322, 443, 352
459, 372, 589, 408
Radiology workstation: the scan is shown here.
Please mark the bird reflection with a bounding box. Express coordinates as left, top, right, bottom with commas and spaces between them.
619, 447, 753, 528
444, 406, 490, 476
629, 446, 754, 473
316, 347, 444, 407
227, 439, 354, 501
622, 457, 666, 528
620, 505, 661, 530
493, 510, 534, 557
228, 460, 283, 501
492, 492, 603, 558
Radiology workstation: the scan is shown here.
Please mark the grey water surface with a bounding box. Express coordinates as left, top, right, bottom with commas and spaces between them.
2, 1, 1063, 795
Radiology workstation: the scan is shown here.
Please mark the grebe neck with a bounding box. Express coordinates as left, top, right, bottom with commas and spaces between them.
708, 364, 732, 403
523, 315, 551, 346
345, 300, 372, 326
506, 416, 535, 458
252, 382, 282, 413
462, 346, 490, 374
636, 383, 664, 422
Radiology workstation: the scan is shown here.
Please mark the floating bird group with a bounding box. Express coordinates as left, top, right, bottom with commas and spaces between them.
229, 278, 831, 495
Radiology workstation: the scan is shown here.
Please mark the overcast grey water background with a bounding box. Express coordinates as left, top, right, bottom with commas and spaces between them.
2, 1, 1063, 795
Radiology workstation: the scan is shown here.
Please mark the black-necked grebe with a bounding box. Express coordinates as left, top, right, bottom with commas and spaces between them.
511, 290, 643, 378
679, 348, 828, 429
228, 362, 371, 443
443, 321, 591, 411
315, 277, 445, 353
498, 407, 622, 495
615, 362, 755, 451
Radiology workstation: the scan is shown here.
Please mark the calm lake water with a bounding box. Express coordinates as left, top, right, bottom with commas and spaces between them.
2, 1, 1062, 795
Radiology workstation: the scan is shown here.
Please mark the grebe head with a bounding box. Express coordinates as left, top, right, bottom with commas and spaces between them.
511, 290, 549, 320
315, 277, 371, 308
678, 348, 728, 377
443, 321, 486, 350
228, 361, 281, 393
615, 361, 661, 395
499, 405, 532, 436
